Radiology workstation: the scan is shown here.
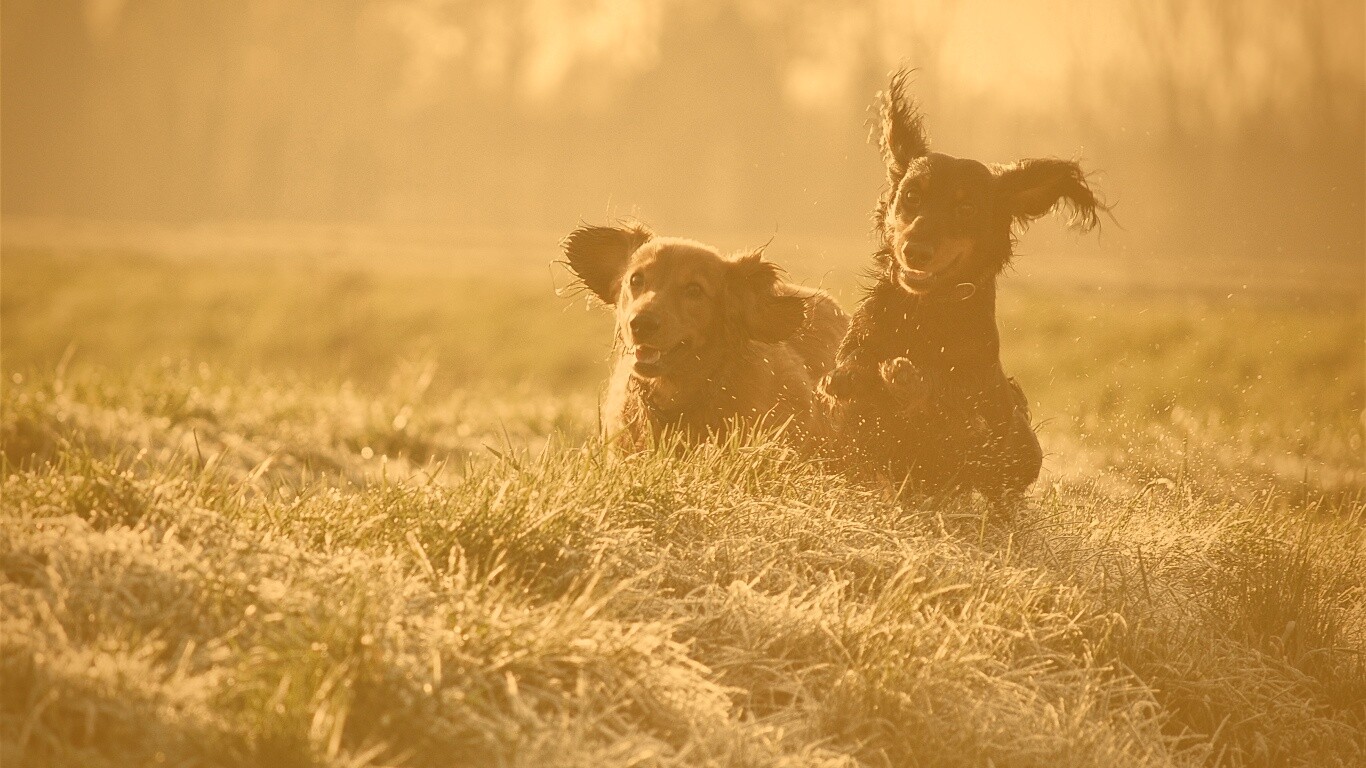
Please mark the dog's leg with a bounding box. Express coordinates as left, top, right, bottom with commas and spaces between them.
985, 487, 1028, 520
999, 379, 1043, 494
818, 359, 883, 402
970, 393, 1043, 501
819, 291, 904, 404
1001, 415, 1043, 494
879, 357, 935, 414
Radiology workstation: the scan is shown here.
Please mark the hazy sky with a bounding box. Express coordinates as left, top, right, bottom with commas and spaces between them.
3, 0, 1362, 263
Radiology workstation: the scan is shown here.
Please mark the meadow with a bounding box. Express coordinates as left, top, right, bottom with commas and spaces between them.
1, 230, 1363, 767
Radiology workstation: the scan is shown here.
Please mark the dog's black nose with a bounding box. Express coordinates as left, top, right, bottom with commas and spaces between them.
629, 313, 660, 340
901, 241, 935, 268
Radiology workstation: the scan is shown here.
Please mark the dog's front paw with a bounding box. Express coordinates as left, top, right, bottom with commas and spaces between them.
879, 357, 930, 410
819, 364, 870, 402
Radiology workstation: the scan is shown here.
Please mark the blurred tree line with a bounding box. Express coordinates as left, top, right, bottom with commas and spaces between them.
2, 0, 1362, 261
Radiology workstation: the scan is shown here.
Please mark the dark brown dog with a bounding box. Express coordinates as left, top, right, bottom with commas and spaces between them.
562, 222, 849, 451
821, 70, 1104, 500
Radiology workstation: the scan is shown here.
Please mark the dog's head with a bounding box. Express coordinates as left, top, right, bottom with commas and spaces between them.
561, 223, 806, 379
875, 69, 1105, 296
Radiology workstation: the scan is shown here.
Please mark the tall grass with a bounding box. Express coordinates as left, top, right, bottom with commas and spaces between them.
2, 244, 1362, 766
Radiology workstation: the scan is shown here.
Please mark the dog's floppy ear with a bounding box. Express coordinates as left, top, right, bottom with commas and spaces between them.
560, 222, 654, 304
729, 250, 807, 344
995, 159, 1104, 233
879, 68, 930, 182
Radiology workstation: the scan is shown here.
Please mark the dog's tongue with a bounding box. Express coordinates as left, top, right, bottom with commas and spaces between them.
634, 346, 662, 364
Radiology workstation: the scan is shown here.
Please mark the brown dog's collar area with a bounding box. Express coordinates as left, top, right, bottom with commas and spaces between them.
919, 282, 977, 302
944, 282, 977, 301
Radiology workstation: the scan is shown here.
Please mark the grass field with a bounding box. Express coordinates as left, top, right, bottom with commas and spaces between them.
2, 229, 1363, 767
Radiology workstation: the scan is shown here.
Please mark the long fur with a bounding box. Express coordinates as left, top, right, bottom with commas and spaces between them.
562, 224, 849, 453
822, 69, 1105, 500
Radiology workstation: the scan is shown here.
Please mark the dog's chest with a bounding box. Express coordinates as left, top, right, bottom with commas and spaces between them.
883, 299, 999, 374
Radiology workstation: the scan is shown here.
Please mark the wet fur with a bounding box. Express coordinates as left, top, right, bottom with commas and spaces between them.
822, 69, 1105, 499
562, 222, 849, 452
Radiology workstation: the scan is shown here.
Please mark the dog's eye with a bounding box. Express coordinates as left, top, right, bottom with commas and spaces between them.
628, 272, 644, 290
683, 282, 705, 299
901, 188, 921, 208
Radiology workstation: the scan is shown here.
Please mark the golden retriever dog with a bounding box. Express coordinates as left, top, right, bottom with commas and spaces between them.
561, 221, 849, 451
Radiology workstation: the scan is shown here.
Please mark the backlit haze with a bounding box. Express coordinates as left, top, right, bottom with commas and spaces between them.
3, 0, 1362, 289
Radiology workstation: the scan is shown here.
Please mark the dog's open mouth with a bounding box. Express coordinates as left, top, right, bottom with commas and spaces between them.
898, 256, 960, 292
630, 340, 689, 376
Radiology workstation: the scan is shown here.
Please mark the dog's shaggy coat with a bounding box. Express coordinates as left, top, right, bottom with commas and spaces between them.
563, 222, 848, 451
821, 70, 1105, 499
